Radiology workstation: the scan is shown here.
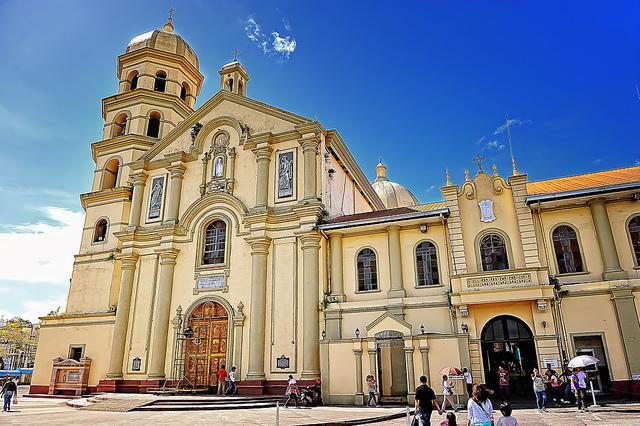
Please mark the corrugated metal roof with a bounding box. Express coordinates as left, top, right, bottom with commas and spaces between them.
526, 166, 640, 195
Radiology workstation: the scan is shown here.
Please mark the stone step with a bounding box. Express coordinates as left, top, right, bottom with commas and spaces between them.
135, 401, 278, 411
151, 397, 284, 406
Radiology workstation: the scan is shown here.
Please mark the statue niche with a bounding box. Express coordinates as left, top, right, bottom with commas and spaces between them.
200, 131, 236, 196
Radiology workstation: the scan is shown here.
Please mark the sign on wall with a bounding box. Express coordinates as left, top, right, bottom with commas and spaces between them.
197, 274, 225, 290
132, 357, 141, 371
276, 355, 290, 369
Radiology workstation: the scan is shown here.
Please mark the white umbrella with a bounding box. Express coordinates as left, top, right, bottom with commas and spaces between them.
567, 355, 599, 368
568, 355, 600, 407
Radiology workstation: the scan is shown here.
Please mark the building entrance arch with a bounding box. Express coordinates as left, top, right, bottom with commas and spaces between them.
184, 300, 229, 390
375, 330, 407, 403
481, 315, 537, 397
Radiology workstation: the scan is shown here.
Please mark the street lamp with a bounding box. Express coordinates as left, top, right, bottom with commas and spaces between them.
355, 328, 360, 338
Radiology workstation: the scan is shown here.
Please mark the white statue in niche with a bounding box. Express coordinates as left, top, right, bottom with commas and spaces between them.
214, 157, 224, 177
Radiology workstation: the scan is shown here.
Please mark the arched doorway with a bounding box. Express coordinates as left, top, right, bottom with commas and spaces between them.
184, 301, 229, 390
481, 315, 537, 397
376, 330, 407, 403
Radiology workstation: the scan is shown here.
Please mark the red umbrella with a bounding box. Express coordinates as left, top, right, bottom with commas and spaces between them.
441, 367, 463, 376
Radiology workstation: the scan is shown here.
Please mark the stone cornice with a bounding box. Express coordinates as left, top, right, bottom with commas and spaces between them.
102, 88, 193, 119
325, 129, 385, 211
80, 187, 132, 210
91, 134, 157, 162
117, 47, 204, 95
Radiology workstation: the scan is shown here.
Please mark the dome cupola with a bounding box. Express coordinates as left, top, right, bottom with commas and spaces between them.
371, 159, 419, 208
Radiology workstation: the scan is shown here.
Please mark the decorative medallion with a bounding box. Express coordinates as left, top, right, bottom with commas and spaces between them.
478, 199, 496, 222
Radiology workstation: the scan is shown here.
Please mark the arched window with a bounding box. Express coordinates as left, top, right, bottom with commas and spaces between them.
93, 219, 108, 242
416, 242, 439, 286
480, 233, 509, 271
629, 216, 640, 265
357, 248, 378, 291
147, 112, 161, 138
552, 225, 584, 274
102, 158, 120, 189
202, 220, 227, 265
180, 82, 190, 101
127, 70, 139, 91
112, 113, 128, 137
154, 70, 167, 92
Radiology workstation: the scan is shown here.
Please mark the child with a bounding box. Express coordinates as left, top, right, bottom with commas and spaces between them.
496, 403, 518, 426
439, 412, 458, 425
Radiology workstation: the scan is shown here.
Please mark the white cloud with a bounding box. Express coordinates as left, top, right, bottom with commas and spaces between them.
425, 184, 435, 193
636, 159, 640, 166
481, 140, 499, 151
282, 17, 292, 31
494, 118, 531, 135
593, 158, 604, 164
244, 18, 297, 61
498, 144, 505, 150
0, 207, 83, 283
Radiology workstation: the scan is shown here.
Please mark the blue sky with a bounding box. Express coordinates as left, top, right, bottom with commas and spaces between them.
0, 0, 639, 320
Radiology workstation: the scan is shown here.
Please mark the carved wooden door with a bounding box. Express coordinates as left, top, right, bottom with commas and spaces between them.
185, 302, 228, 389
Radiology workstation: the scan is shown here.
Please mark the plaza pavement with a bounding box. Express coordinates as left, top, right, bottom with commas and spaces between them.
5, 388, 640, 425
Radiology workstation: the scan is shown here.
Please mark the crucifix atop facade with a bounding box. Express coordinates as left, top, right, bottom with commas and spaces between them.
232, 49, 241, 61
472, 154, 486, 172
168, 8, 176, 20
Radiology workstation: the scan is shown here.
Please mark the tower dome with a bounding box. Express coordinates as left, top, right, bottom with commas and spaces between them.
126, 18, 199, 69
371, 160, 419, 208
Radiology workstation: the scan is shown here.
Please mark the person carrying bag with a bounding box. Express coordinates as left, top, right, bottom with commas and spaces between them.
466, 384, 494, 426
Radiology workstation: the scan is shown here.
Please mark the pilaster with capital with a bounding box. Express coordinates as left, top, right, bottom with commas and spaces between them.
299, 136, 319, 200
353, 344, 364, 405
300, 233, 322, 379
128, 172, 148, 227
165, 164, 186, 224
147, 249, 179, 379
252, 146, 273, 208
245, 236, 271, 380
329, 233, 345, 301
404, 345, 416, 400
106, 254, 139, 379
233, 302, 246, 378
387, 225, 405, 298
589, 199, 626, 280
419, 345, 431, 386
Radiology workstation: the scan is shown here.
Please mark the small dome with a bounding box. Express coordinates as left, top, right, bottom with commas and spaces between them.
371, 160, 419, 208
126, 19, 199, 69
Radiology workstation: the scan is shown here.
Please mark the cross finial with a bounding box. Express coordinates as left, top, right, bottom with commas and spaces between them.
445, 168, 452, 186
168, 8, 175, 20
472, 154, 486, 172
232, 49, 241, 61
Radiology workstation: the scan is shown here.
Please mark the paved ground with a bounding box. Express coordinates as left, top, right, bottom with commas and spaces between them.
3, 390, 640, 425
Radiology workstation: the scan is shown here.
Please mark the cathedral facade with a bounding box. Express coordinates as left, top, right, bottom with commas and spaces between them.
31, 19, 640, 402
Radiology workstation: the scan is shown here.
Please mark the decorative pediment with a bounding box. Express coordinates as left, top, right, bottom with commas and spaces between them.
366, 311, 412, 337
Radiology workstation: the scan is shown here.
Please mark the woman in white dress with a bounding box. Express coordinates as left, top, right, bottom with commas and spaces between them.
466, 384, 494, 426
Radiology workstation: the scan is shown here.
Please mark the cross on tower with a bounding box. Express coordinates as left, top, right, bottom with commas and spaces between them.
168, 8, 175, 20
472, 154, 486, 172
232, 49, 241, 61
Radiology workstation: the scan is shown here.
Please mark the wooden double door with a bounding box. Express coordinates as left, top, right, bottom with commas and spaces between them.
184, 302, 228, 389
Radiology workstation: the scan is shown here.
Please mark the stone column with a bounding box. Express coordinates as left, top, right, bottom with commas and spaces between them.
106, 254, 139, 379
246, 237, 271, 380
367, 348, 377, 377
387, 225, 406, 298
589, 199, 626, 280
147, 249, 179, 379
419, 345, 431, 386
165, 164, 186, 224
353, 346, 364, 405
404, 346, 416, 401
610, 289, 640, 376
301, 233, 322, 379
128, 172, 148, 227
300, 137, 319, 200
329, 233, 345, 301
253, 146, 272, 208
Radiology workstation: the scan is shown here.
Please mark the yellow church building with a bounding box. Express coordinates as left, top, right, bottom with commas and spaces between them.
31, 18, 640, 403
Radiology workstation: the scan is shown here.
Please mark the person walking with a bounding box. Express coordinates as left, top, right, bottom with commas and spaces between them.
1, 377, 17, 412
284, 375, 299, 408
531, 368, 548, 412
497, 366, 510, 403
415, 375, 443, 425
571, 367, 588, 412
463, 368, 473, 398
496, 403, 518, 426
466, 384, 494, 426
366, 375, 378, 407
442, 375, 456, 412
216, 364, 227, 395
224, 366, 237, 396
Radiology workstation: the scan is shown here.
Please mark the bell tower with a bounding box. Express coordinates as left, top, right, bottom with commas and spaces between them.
219, 59, 249, 96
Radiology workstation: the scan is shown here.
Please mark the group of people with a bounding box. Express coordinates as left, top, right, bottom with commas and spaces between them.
283, 375, 321, 408
215, 365, 237, 396
497, 363, 591, 413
